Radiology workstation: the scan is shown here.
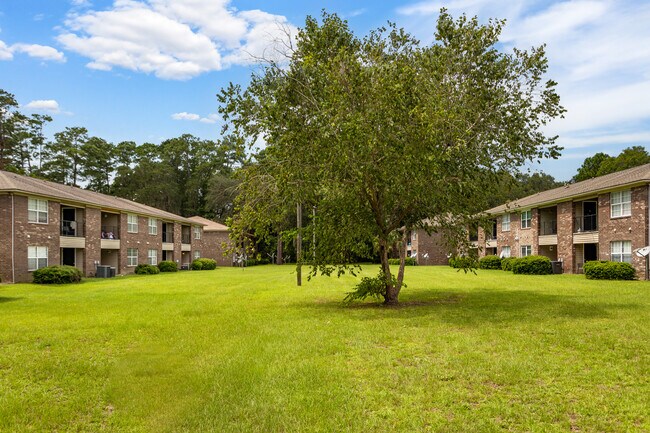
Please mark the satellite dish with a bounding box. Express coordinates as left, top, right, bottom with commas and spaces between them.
634, 246, 650, 257
423, 253, 429, 259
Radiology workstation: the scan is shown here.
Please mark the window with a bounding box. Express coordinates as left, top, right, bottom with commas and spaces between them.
501, 214, 510, 232
148, 249, 157, 266
148, 218, 158, 235
520, 245, 532, 257
521, 210, 532, 229
127, 248, 138, 267
193, 251, 201, 260
500, 246, 511, 258
194, 226, 201, 240
611, 190, 631, 218
28, 246, 48, 270
28, 198, 48, 223
611, 241, 632, 263
127, 214, 138, 233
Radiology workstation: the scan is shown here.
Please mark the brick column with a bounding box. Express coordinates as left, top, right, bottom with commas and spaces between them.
556, 201, 574, 273
173, 222, 182, 266
84, 207, 101, 276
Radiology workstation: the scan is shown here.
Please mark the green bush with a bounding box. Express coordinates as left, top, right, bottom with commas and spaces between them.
501, 257, 517, 271
191, 258, 217, 271
479, 255, 502, 270
33, 265, 83, 284
344, 272, 391, 304
387, 257, 417, 266
157, 261, 178, 272
135, 264, 160, 275
584, 261, 636, 280
245, 258, 270, 267
448, 256, 478, 269
511, 255, 552, 275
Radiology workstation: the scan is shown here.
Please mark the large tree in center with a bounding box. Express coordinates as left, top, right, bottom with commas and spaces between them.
219, 11, 564, 304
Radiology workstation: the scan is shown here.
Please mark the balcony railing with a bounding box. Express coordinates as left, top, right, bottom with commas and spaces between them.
539, 220, 557, 235
181, 233, 191, 244
162, 231, 174, 243
61, 220, 84, 237
574, 215, 598, 233
101, 225, 120, 240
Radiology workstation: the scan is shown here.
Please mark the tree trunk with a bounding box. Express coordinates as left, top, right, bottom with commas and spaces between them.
379, 237, 399, 305
276, 237, 283, 265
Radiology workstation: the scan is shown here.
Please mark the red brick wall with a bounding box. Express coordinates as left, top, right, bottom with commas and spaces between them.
0, 194, 13, 282
414, 229, 452, 265
194, 230, 233, 266
556, 201, 574, 273
85, 207, 101, 276
119, 214, 163, 273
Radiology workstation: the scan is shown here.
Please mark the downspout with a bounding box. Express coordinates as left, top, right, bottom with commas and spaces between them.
11, 193, 15, 283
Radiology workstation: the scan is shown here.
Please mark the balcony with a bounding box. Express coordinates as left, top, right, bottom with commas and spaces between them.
162, 231, 174, 243
61, 220, 84, 237
101, 225, 120, 240
181, 233, 191, 244
539, 220, 557, 235
574, 215, 598, 233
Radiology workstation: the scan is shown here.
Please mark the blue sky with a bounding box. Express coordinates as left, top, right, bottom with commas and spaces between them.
1, 0, 649, 181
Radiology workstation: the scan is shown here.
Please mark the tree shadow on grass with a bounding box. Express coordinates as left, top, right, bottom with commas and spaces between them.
0, 296, 23, 303
297, 290, 643, 325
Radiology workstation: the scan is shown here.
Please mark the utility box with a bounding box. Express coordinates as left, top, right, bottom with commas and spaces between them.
96, 265, 110, 278
551, 261, 563, 274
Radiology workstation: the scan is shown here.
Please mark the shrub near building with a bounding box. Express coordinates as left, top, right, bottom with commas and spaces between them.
135, 264, 160, 275
478, 256, 502, 270
584, 261, 636, 280
511, 256, 553, 275
157, 261, 178, 273
33, 265, 83, 284
191, 258, 217, 270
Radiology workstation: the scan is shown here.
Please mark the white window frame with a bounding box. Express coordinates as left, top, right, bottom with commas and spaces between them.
520, 245, 532, 257
610, 190, 631, 218
501, 214, 510, 232
520, 210, 532, 229
611, 241, 632, 263
127, 248, 138, 267
148, 249, 157, 266
127, 214, 138, 233
148, 218, 158, 235
501, 246, 511, 258
193, 250, 201, 260
194, 226, 201, 240
28, 198, 48, 224
28, 246, 48, 271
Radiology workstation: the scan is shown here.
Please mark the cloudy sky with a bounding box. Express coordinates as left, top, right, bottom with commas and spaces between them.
1, 0, 648, 181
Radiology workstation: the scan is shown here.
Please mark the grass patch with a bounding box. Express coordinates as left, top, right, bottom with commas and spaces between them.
0, 266, 649, 432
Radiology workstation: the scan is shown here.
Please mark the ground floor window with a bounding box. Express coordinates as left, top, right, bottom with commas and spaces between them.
193, 251, 201, 260
28, 246, 48, 270
611, 241, 632, 263
127, 248, 138, 267
500, 246, 511, 258
520, 245, 532, 257
148, 249, 157, 266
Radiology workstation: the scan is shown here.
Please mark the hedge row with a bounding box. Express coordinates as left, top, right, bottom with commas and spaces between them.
135, 264, 160, 275
387, 257, 417, 266
584, 261, 636, 280
33, 265, 83, 284
511, 256, 553, 275
478, 255, 501, 270
448, 256, 478, 269
191, 258, 217, 270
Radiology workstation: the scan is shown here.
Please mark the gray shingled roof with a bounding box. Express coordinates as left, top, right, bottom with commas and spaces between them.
187, 216, 229, 232
0, 170, 202, 225
486, 163, 650, 215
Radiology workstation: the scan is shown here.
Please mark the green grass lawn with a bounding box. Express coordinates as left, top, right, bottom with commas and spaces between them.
1, 265, 649, 432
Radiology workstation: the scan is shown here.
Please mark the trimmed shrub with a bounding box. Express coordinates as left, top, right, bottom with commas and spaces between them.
191, 258, 217, 270
448, 256, 478, 269
135, 264, 160, 275
479, 255, 502, 270
584, 261, 636, 280
33, 265, 83, 284
511, 255, 552, 275
245, 258, 270, 267
501, 257, 517, 271
157, 261, 178, 273
387, 257, 417, 266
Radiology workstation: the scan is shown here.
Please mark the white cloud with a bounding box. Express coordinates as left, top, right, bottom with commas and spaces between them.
11, 43, 66, 62
171, 112, 201, 121
24, 100, 61, 113
199, 113, 220, 124
0, 40, 13, 60
57, 0, 297, 80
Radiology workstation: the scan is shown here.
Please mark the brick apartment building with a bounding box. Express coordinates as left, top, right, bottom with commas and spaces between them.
0, 170, 228, 283
187, 215, 233, 266
476, 163, 650, 278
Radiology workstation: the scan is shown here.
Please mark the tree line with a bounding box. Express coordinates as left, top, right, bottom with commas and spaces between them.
0, 89, 242, 220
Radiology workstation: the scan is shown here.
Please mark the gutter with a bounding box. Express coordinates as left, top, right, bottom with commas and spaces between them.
11, 193, 15, 283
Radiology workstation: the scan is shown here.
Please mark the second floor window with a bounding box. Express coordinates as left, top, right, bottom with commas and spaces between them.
501, 214, 510, 232
28, 198, 48, 223
521, 210, 532, 229
194, 226, 201, 240
611, 190, 631, 218
127, 214, 138, 233
148, 218, 158, 235
520, 245, 532, 257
